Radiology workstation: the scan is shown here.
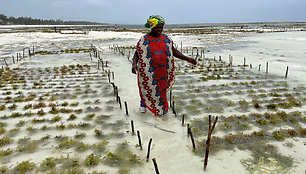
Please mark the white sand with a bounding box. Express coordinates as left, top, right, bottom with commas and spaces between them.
0, 29, 305, 174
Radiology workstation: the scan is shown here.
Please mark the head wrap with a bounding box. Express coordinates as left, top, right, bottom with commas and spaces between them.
145, 15, 165, 28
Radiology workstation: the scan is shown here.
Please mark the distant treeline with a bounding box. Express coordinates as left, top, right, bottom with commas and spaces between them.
0, 14, 105, 25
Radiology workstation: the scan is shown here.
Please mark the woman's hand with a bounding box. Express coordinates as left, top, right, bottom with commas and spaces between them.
132, 51, 139, 74
188, 58, 197, 65
132, 64, 137, 74
173, 46, 197, 65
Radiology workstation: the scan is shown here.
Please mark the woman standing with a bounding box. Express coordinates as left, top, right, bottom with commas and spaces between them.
132, 15, 197, 116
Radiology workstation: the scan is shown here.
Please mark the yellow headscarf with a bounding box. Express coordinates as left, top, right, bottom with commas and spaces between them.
145, 15, 165, 28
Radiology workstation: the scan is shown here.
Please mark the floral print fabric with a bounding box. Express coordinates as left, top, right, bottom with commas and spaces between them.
136, 33, 175, 116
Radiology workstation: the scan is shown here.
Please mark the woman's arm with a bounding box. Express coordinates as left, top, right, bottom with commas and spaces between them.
132, 51, 139, 74
172, 46, 197, 65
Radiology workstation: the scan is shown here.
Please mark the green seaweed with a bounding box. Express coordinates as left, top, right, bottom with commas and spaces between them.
14, 160, 36, 174
74, 131, 86, 139
23, 103, 32, 110
85, 113, 95, 120
0, 148, 13, 159
68, 114, 77, 121
103, 141, 143, 168
70, 102, 79, 107
40, 157, 57, 172
40, 134, 51, 142
37, 109, 46, 116
256, 118, 268, 126
0, 166, 7, 173
272, 130, 286, 141
92, 140, 109, 153
8, 103, 17, 110
8, 127, 20, 136
0, 127, 5, 134
0, 104, 6, 111
75, 142, 89, 152
51, 115, 62, 122
0, 136, 13, 147
298, 127, 306, 136
17, 140, 38, 153
57, 137, 78, 149
195, 132, 294, 173
49, 107, 59, 114
118, 168, 130, 174
84, 153, 100, 167
56, 123, 66, 130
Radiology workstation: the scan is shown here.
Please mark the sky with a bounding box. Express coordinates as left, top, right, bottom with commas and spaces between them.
1, 0, 306, 24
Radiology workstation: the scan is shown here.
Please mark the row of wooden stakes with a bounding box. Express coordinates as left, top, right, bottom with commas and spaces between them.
104, 67, 161, 173
1, 45, 35, 67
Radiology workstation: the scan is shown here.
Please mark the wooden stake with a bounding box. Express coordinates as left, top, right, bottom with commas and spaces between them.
146, 138, 153, 162
243, 57, 246, 66
98, 60, 100, 70
182, 115, 185, 126
117, 96, 122, 109
112, 71, 114, 80
266, 62, 269, 73
137, 130, 142, 150
189, 127, 196, 150
172, 101, 176, 115
131, 120, 135, 135
203, 49, 205, 58
169, 90, 172, 108
111, 83, 115, 95
152, 158, 160, 174
124, 101, 129, 115
180, 42, 182, 52
12, 55, 15, 64
108, 73, 111, 83
208, 115, 211, 131
90, 53, 92, 61
259, 64, 261, 71
219, 56, 221, 61
4, 58, 8, 67
285, 66, 289, 78
116, 87, 119, 103
196, 49, 199, 59
204, 115, 218, 171
229, 55, 232, 66
187, 123, 190, 137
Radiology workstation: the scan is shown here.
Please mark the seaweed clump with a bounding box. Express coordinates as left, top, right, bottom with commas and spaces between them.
103, 141, 143, 172
14, 160, 36, 174
84, 153, 100, 167
194, 132, 295, 173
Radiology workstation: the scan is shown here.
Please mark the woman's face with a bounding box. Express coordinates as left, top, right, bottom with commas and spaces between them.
151, 23, 164, 37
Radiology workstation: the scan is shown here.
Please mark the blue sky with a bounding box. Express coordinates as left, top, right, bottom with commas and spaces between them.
1, 0, 306, 24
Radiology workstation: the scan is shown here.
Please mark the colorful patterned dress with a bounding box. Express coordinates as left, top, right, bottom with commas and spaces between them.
136, 33, 175, 116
